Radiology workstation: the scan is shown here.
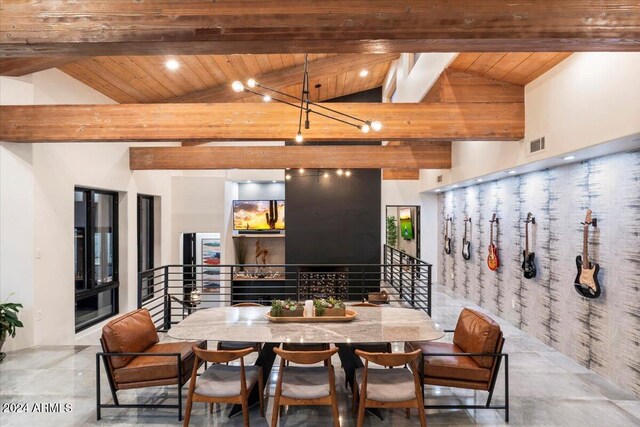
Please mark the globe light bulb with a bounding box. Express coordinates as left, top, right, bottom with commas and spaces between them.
247, 78, 257, 88
345, 170, 352, 177
295, 132, 304, 143
285, 174, 291, 180
263, 94, 272, 102
337, 169, 344, 176
360, 124, 370, 133
323, 172, 329, 178
231, 81, 244, 92
370, 121, 382, 131
299, 168, 305, 174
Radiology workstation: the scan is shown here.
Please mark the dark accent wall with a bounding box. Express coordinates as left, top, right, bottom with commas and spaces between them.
285, 169, 381, 265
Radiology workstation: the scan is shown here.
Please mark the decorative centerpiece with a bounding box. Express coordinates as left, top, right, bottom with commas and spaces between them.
267, 298, 355, 323
270, 299, 304, 317
313, 297, 346, 317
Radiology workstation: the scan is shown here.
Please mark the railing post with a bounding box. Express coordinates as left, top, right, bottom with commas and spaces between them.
164, 266, 171, 331
230, 265, 234, 305
411, 259, 416, 307
296, 267, 301, 301
427, 264, 432, 317
361, 266, 366, 302
383, 245, 388, 283
137, 271, 143, 309
399, 252, 404, 301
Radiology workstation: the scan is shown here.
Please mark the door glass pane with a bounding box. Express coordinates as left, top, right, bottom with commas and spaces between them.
94, 192, 115, 285
74, 190, 88, 291
75, 289, 114, 330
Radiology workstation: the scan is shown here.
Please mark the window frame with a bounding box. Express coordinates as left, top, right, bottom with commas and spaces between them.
137, 194, 155, 302
74, 187, 119, 332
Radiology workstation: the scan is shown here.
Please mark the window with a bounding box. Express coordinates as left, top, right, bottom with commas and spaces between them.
74, 187, 119, 331
137, 195, 155, 301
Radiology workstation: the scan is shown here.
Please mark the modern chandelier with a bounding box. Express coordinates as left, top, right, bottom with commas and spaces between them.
231, 54, 382, 143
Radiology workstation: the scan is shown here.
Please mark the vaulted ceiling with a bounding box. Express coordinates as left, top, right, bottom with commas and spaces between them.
57, 54, 395, 104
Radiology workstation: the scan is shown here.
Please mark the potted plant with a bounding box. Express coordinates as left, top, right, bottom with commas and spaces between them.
270, 299, 304, 317
234, 236, 248, 272
0, 294, 23, 361
314, 297, 346, 317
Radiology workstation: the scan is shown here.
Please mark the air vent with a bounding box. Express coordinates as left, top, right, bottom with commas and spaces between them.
528, 136, 546, 154
437, 175, 443, 183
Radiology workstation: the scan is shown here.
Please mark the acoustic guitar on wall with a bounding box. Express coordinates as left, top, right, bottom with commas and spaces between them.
574, 209, 601, 298
522, 212, 537, 279
444, 216, 452, 254
461, 215, 471, 260
487, 213, 499, 271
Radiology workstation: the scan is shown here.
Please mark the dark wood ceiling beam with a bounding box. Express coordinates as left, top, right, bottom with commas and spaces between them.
129, 143, 452, 170
0, 102, 524, 142
2, 1, 638, 57
166, 53, 398, 103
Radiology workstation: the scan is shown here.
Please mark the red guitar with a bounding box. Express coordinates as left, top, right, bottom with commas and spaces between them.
487, 213, 499, 271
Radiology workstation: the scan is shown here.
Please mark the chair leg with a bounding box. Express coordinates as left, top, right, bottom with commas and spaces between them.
182, 394, 193, 427
406, 407, 411, 418
351, 384, 358, 416
356, 389, 367, 427
331, 391, 340, 427
271, 394, 281, 427
417, 402, 427, 427
241, 398, 250, 427
209, 402, 213, 414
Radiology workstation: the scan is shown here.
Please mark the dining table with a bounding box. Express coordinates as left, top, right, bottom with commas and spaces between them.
168, 304, 444, 417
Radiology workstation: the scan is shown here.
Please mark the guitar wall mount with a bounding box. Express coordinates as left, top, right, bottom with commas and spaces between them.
581, 218, 597, 227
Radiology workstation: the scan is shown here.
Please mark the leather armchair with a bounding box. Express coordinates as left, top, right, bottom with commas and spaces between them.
406, 308, 508, 422
96, 308, 206, 421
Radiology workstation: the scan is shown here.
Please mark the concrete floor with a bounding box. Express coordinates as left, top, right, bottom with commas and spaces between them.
1, 285, 639, 426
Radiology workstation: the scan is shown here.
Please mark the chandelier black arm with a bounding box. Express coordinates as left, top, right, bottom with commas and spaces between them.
255, 83, 369, 124
244, 88, 361, 130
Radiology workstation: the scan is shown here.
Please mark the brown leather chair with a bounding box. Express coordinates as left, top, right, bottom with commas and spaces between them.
406, 308, 508, 422
96, 308, 206, 420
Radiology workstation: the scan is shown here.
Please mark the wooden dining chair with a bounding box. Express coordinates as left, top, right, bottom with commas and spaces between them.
217, 303, 262, 353
352, 349, 427, 427
183, 346, 264, 427
272, 347, 340, 427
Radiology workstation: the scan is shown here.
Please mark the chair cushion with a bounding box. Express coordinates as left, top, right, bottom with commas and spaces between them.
355, 367, 416, 402
453, 308, 501, 368
409, 341, 491, 382
218, 341, 260, 350
281, 366, 331, 399
102, 309, 159, 368
195, 365, 260, 398
113, 340, 203, 384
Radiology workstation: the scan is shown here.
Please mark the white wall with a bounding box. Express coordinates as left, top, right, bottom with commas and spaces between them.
420, 52, 640, 190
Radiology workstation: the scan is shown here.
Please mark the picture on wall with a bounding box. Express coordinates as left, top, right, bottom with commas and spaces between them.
201, 238, 221, 291
399, 208, 414, 240
385, 205, 420, 258
233, 200, 285, 231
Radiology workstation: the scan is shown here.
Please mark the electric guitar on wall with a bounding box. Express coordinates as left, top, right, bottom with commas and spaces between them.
461, 216, 471, 260
444, 216, 452, 254
522, 212, 537, 279
574, 209, 601, 298
487, 214, 499, 271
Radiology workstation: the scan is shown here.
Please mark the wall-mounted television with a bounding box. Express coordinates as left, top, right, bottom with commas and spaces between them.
233, 200, 285, 231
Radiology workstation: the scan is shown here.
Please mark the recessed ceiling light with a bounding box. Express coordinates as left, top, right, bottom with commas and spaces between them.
359, 69, 369, 77
247, 180, 252, 183
435, 189, 441, 192
452, 184, 458, 188
508, 170, 516, 174
563, 155, 575, 161
165, 59, 180, 71
476, 178, 483, 182
272, 180, 277, 183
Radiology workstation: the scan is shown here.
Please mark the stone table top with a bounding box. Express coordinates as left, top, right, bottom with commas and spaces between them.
168, 306, 444, 344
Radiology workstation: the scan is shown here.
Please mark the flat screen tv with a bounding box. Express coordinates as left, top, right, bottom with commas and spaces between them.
233, 200, 285, 231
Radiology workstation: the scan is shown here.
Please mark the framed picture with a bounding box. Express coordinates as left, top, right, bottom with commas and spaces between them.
201, 238, 221, 291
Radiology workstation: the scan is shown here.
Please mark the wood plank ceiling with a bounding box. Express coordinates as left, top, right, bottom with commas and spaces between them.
449, 52, 572, 85
58, 54, 393, 104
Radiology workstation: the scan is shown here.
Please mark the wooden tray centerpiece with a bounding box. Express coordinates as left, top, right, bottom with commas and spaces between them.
267, 298, 356, 322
